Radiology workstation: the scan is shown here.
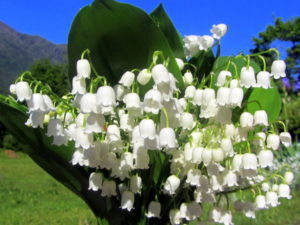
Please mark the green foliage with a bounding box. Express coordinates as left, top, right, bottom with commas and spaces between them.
29, 59, 69, 96
284, 96, 300, 136
68, 0, 184, 93
150, 4, 185, 60
251, 17, 300, 80
1, 133, 27, 151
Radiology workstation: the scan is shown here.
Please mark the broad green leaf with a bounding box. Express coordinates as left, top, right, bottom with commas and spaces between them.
189, 50, 215, 80
150, 4, 185, 60
68, 0, 184, 91
247, 86, 282, 122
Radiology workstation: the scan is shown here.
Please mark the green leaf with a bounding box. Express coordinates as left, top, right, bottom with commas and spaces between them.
247, 86, 282, 122
68, 0, 184, 91
150, 4, 185, 60
189, 50, 215, 80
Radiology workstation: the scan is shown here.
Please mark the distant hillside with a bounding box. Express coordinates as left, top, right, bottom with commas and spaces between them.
0, 21, 67, 93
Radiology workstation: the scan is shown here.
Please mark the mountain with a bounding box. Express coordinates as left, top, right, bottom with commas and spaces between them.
0, 21, 67, 93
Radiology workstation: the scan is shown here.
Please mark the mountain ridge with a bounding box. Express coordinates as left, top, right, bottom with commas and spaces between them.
0, 21, 67, 93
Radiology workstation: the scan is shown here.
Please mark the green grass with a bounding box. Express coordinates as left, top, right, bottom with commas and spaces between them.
0, 151, 96, 225
0, 151, 300, 225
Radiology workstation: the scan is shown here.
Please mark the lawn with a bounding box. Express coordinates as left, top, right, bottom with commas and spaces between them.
0, 151, 299, 225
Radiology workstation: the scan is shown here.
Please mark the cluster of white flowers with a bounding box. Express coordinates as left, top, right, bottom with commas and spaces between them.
184, 24, 227, 58
8, 38, 294, 224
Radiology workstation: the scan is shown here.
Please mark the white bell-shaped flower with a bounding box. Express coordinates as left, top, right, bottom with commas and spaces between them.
202, 88, 215, 106
119, 113, 134, 132
216, 87, 230, 106
200, 99, 219, 118
256, 71, 271, 89
137, 69, 152, 85
278, 184, 292, 199
212, 148, 225, 163
43, 95, 56, 112
152, 64, 170, 85
266, 191, 279, 207
183, 71, 193, 85
123, 93, 141, 110
254, 110, 269, 126
80, 93, 98, 114
77, 59, 91, 78
75, 128, 94, 149
262, 182, 270, 192
255, 195, 267, 209
164, 175, 180, 195
27, 93, 47, 112
216, 70, 232, 86
266, 134, 280, 150
52, 132, 68, 146
223, 170, 238, 187
192, 89, 203, 106
130, 175, 142, 194
211, 24, 227, 39
202, 148, 212, 166
96, 86, 116, 107
120, 191, 135, 211
284, 172, 294, 185
279, 132, 292, 147
146, 201, 161, 218
271, 60, 286, 79
253, 132, 266, 147
230, 79, 239, 88
225, 124, 236, 139
107, 124, 121, 144
258, 149, 273, 168
46, 118, 64, 137
192, 147, 203, 164
143, 89, 162, 114
101, 180, 117, 197
159, 128, 177, 149
240, 112, 254, 128
85, 113, 105, 134
242, 153, 257, 170
180, 113, 194, 130
199, 35, 214, 50
25, 111, 45, 128
119, 71, 135, 88
210, 207, 222, 223
88, 172, 103, 191
220, 138, 234, 157
272, 184, 279, 192
240, 66, 256, 88
175, 58, 185, 71
9, 84, 16, 94
139, 119, 156, 140
229, 87, 243, 107
169, 209, 181, 225
15, 81, 32, 102
186, 169, 202, 187
184, 86, 196, 100
232, 154, 242, 172
72, 76, 86, 94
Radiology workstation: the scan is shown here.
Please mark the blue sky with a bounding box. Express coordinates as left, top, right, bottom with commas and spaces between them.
0, 0, 299, 56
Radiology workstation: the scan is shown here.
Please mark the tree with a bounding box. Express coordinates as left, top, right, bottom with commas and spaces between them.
250, 17, 300, 82
29, 59, 70, 96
